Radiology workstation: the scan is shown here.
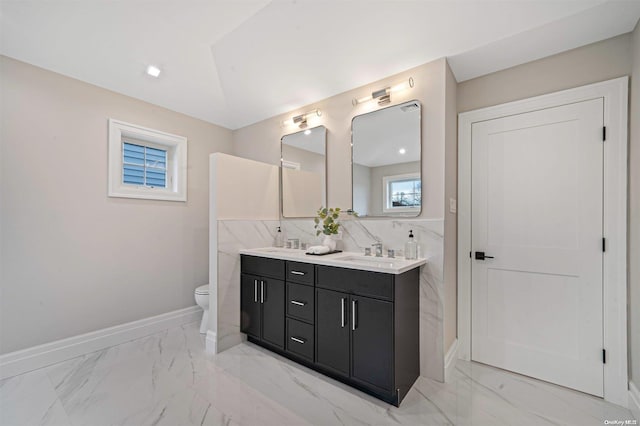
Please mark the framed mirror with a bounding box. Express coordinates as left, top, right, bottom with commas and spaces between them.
281, 125, 327, 218
351, 100, 421, 217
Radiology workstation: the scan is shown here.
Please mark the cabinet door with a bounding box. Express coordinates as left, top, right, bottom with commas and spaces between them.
351, 296, 393, 392
315, 288, 350, 376
240, 274, 261, 338
261, 278, 285, 348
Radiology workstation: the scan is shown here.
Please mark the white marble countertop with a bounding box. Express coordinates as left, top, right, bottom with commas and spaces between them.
239, 247, 427, 274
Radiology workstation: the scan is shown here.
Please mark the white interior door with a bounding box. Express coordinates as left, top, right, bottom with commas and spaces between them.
471, 98, 604, 397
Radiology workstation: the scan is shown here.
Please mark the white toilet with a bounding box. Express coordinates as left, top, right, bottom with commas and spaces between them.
194, 284, 209, 334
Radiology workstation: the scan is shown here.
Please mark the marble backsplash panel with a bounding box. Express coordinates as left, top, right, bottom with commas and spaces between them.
215, 218, 444, 381
216, 220, 279, 352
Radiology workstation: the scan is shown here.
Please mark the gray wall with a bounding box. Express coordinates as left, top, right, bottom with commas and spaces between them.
443, 63, 458, 351
281, 145, 325, 176
457, 34, 632, 113
630, 20, 640, 390
0, 56, 234, 354
352, 163, 371, 216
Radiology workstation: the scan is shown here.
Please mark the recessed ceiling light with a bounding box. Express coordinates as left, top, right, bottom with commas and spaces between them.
146, 65, 161, 78
304, 129, 311, 135
399, 148, 406, 154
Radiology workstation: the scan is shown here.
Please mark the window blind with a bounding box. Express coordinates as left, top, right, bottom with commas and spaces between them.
122, 142, 167, 188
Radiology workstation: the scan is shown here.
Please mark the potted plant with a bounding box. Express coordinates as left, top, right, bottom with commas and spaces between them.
314, 207, 357, 250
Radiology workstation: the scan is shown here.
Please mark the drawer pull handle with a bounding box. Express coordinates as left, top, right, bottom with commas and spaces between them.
254, 280, 258, 303
290, 271, 306, 276
290, 336, 306, 344
260, 281, 265, 304
341, 298, 346, 328
290, 300, 306, 306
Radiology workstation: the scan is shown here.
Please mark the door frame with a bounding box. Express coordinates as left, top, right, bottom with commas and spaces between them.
457, 77, 628, 405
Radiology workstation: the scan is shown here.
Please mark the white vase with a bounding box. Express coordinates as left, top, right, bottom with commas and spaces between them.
322, 235, 337, 251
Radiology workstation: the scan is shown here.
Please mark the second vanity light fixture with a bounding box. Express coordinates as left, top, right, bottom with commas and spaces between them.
282, 109, 322, 129
352, 77, 414, 106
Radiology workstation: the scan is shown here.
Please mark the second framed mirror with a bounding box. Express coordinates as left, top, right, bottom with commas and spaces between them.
351, 100, 421, 217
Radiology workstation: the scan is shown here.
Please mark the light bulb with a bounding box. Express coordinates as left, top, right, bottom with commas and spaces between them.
146, 65, 161, 78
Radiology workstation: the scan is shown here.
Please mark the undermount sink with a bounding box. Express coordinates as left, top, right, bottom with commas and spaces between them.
335, 255, 406, 268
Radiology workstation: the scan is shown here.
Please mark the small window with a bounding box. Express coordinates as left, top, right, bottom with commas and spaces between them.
383, 173, 421, 213
108, 119, 187, 201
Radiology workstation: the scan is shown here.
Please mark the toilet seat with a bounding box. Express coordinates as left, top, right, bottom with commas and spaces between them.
195, 285, 209, 295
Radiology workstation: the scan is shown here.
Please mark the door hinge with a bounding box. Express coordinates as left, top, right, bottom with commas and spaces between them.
602, 349, 606, 364
602, 237, 606, 253
603, 126, 606, 141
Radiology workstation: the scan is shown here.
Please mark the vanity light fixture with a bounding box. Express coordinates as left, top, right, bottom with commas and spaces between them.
282, 109, 322, 129
352, 77, 414, 106
146, 65, 161, 78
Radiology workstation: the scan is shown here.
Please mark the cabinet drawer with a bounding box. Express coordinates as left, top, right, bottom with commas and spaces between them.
316, 266, 394, 301
241, 255, 285, 280
286, 282, 314, 323
286, 318, 314, 361
286, 261, 315, 285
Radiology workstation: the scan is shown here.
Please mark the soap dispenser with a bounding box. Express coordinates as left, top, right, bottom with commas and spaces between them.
405, 230, 418, 260
274, 226, 284, 248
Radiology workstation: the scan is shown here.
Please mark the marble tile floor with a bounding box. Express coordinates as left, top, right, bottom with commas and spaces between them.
1, 321, 635, 426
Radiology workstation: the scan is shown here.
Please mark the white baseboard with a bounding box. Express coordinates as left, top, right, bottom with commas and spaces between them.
444, 338, 459, 383
0, 306, 202, 380
205, 330, 217, 354
630, 381, 640, 420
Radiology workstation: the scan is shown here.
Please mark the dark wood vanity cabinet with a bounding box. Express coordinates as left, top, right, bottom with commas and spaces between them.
240, 257, 285, 349
350, 295, 394, 393
240, 255, 420, 406
316, 265, 419, 405
315, 288, 351, 376
316, 287, 395, 393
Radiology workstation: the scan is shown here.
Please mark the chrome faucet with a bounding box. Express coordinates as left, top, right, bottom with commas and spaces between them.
372, 242, 383, 257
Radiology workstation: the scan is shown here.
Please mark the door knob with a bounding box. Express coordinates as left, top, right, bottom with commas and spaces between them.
475, 251, 494, 260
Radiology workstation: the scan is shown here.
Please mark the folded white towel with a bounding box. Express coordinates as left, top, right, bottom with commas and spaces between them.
306, 245, 331, 255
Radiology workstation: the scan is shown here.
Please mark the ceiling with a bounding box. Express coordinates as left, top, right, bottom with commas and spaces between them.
2, 1, 639, 130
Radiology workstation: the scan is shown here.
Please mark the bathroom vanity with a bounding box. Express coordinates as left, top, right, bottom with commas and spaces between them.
239, 248, 425, 406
